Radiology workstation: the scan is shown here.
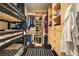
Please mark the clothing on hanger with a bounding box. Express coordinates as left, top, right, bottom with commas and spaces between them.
60, 4, 79, 56
27, 16, 30, 29
44, 15, 48, 34
44, 34, 48, 45
30, 16, 35, 27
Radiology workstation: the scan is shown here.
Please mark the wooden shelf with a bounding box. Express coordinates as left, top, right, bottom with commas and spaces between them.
15, 46, 24, 56
0, 35, 22, 49
53, 15, 61, 26
0, 30, 22, 36
0, 44, 23, 56
53, 3, 61, 10
0, 13, 22, 22
52, 3, 61, 26
0, 32, 22, 40
0, 3, 25, 21
0, 30, 22, 51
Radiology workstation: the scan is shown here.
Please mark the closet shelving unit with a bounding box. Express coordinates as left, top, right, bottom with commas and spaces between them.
35, 16, 43, 44
52, 3, 61, 26
48, 3, 62, 55
0, 3, 26, 56
52, 3, 61, 55
0, 3, 25, 21
48, 3, 52, 20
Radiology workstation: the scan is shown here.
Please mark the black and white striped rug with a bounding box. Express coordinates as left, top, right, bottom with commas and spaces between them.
25, 48, 54, 56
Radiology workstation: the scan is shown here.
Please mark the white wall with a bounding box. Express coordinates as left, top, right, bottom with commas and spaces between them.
26, 3, 48, 13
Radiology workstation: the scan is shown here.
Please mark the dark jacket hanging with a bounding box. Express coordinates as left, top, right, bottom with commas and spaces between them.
44, 15, 48, 34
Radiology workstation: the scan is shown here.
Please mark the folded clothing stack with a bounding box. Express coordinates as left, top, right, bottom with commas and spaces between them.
0, 44, 22, 56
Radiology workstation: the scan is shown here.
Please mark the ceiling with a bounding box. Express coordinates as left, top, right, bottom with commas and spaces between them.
26, 3, 49, 13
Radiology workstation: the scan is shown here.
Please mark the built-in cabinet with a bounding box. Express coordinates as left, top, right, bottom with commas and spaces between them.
48, 3, 61, 55
48, 3, 76, 56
